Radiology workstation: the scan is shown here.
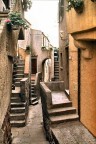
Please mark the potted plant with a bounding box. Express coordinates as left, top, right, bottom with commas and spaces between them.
66, 0, 84, 13
6, 12, 29, 30
23, 0, 32, 11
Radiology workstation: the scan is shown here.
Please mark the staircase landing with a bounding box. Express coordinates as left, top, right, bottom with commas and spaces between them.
12, 87, 20, 93
52, 91, 69, 105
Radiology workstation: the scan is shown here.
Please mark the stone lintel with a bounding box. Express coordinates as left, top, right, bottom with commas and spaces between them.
74, 40, 94, 59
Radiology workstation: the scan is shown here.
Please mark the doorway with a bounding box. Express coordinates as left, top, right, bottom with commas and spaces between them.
3, 0, 10, 9
31, 58, 37, 74
78, 48, 81, 119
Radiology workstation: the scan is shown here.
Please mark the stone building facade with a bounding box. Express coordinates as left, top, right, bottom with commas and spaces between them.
59, 0, 96, 137
31, 29, 54, 81
0, 0, 29, 143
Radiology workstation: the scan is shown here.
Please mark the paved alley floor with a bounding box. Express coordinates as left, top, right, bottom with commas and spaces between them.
12, 99, 49, 144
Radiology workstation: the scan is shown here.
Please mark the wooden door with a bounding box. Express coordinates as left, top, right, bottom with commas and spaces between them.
31, 58, 37, 74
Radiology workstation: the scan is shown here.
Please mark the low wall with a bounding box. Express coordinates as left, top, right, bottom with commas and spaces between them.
40, 82, 55, 143
20, 78, 29, 124
45, 81, 65, 91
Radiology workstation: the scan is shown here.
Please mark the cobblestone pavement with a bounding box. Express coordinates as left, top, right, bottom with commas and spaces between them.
12, 99, 49, 144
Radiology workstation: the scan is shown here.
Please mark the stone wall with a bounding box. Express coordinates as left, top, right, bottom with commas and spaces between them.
0, 20, 17, 143
20, 78, 29, 124
80, 44, 96, 137
69, 35, 78, 110
66, 0, 96, 137
40, 83, 55, 143
66, 0, 96, 34
0, 0, 25, 141
59, 0, 69, 89
31, 29, 53, 76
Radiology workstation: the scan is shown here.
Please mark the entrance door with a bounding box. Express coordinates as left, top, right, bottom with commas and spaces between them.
31, 58, 37, 74
78, 48, 81, 119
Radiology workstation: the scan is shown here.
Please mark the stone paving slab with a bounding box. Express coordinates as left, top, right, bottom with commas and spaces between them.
12, 99, 49, 144
51, 121, 96, 144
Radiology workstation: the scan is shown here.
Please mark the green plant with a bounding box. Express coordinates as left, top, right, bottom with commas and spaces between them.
6, 12, 29, 29
66, 0, 84, 13
23, 0, 32, 11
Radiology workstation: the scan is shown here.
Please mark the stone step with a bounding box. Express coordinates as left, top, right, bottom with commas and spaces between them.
10, 107, 25, 113
31, 100, 39, 106
31, 97, 38, 103
10, 120, 26, 127
31, 93, 36, 96
11, 102, 26, 108
11, 96, 21, 103
52, 101, 72, 108
54, 70, 59, 73
31, 81, 35, 84
15, 74, 24, 78
18, 60, 25, 64
54, 64, 59, 67
54, 66, 59, 69
54, 76, 59, 79
50, 114, 79, 124
31, 89, 35, 93
31, 87, 35, 91
16, 70, 24, 74
15, 82, 20, 87
48, 107, 76, 116
54, 73, 59, 76
14, 78, 22, 82
10, 113, 25, 121
17, 66, 24, 70
17, 63, 24, 66
54, 68, 59, 71
11, 92, 20, 97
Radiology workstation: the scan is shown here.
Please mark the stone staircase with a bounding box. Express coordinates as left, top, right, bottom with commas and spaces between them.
13, 60, 24, 87
48, 91, 79, 124
30, 79, 38, 105
10, 87, 26, 127
10, 60, 27, 127
54, 61, 59, 81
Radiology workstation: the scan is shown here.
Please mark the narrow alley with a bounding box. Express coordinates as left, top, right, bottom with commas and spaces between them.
12, 99, 49, 144
1, 0, 96, 143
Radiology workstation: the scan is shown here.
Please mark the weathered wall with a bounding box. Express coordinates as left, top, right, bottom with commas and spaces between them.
31, 29, 53, 74
80, 45, 96, 137
67, 0, 96, 34
66, 0, 96, 137
18, 28, 31, 50
0, 21, 17, 143
59, 0, 69, 89
69, 35, 78, 110
0, 0, 6, 11
0, 0, 28, 143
